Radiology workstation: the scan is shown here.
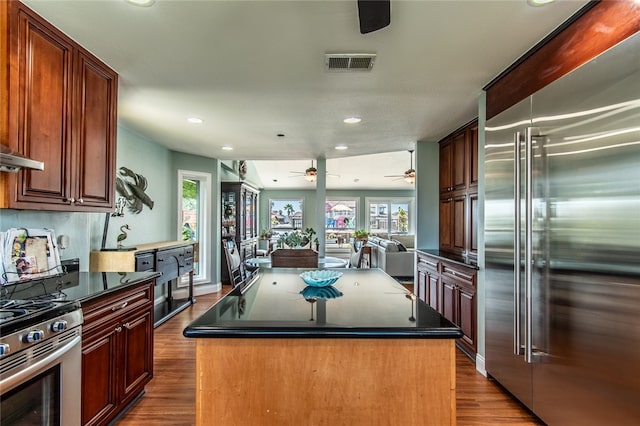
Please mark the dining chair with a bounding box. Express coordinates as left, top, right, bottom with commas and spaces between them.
223, 240, 248, 287
348, 241, 365, 268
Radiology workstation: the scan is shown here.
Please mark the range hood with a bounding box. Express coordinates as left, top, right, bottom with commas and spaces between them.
0, 144, 44, 173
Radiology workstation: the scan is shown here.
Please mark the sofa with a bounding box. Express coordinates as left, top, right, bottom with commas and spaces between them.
366, 235, 415, 278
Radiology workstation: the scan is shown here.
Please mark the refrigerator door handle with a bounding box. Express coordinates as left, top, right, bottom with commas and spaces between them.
513, 131, 522, 356
524, 127, 535, 364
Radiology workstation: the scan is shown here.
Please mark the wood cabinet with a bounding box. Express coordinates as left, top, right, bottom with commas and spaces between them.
89, 241, 195, 327
438, 119, 478, 261
416, 250, 477, 357
81, 278, 154, 426
221, 182, 259, 285
2, 1, 117, 211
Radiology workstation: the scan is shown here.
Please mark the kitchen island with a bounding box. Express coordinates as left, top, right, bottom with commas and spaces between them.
184, 268, 462, 425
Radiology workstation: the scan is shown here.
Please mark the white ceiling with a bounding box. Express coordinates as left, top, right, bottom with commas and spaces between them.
23, 0, 589, 189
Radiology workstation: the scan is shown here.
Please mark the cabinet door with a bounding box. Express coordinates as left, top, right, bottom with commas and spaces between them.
82, 322, 119, 426
451, 131, 466, 191
458, 284, 476, 350
120, 307, 154, 402
73, 49, 117, 209
10, 4, 74, 208
439, 140, 452, 193
427, 272, 439, 311
468, 192, 479, 258
440, 278, 456, 323
452, 194, 466, 253
416, 269, 427, 303
468, 125, 479, 188
439, 198, 453, 250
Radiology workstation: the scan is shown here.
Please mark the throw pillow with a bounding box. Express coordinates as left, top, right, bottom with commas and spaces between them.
392, 239, 407, 252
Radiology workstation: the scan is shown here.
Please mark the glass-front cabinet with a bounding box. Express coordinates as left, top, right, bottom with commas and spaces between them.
221, 182, 259, 285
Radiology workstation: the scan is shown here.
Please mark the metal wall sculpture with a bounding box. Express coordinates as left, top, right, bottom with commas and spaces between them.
115, 167, 154, 214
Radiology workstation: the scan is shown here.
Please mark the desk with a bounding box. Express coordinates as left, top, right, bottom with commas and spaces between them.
90, 241, 196, 327
184, 268, 461, 425
245, 255, 347, 269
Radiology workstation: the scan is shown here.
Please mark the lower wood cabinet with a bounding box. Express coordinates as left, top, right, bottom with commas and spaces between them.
81, 279, 154, 426
416, 251, 477, 357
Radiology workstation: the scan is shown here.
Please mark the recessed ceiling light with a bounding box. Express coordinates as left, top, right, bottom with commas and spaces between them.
343, 117, 362, 124
124, 0, 155, 7
187, 117, 203, 124
526, 0, 555, 6
221, 146, 233, 151
335, 145, 348, 150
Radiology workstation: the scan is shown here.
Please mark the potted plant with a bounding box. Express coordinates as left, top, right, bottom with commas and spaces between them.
260, 228, 273, 240
353, 229, 370, 242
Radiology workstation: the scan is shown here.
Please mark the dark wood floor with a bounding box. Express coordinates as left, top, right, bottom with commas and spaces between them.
116, 289, 543, 425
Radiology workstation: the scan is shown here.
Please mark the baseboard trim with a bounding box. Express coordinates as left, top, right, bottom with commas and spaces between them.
475, 354, 487, 377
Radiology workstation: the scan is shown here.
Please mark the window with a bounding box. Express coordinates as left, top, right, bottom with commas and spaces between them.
325, 198, 358, 232
367, 198, 413, 237
269, 199, 304, 234
177, 170, 211, 285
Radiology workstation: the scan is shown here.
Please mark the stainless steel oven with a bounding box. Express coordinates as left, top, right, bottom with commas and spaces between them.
0, 299, 83, 426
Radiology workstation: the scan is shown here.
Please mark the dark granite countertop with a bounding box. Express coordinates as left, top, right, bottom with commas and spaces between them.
416, 249, 479, 269
183, 268, 462, 339
1, 271, 161, 303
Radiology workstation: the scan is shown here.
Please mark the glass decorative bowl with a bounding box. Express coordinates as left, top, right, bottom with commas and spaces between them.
299, 270, 343, 287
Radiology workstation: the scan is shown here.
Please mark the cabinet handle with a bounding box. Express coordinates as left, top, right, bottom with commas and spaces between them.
111, 302, 128, 311
158, 258, 164, 262
77, 198, 83, 204
123, 322, 131, 329
67, 197, 75, 204
115, 326, 122, 333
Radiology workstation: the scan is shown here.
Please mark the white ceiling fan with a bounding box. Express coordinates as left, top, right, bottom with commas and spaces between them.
289, 161, 339, 183
384, 150, 415, 184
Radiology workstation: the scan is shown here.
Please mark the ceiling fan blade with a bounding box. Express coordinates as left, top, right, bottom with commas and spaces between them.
384, 174, 404, 178
358, 0, 391, 34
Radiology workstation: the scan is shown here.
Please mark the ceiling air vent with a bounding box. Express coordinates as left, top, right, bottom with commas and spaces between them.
324, 53, 376, 72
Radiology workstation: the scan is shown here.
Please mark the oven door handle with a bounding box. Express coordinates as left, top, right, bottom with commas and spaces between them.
0, 334, 81, 393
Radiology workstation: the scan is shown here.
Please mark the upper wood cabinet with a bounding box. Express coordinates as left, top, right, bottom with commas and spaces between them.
438, 119, 478, 261
439, 123, 477, 194
2, 1, 117, 211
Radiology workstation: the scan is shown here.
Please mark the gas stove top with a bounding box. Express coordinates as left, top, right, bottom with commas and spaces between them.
0, 298, 81, 336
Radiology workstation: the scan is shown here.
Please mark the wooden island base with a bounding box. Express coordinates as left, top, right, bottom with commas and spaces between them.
195, 338, 456, 426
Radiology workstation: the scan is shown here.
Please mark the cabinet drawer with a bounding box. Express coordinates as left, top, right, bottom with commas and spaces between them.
156, 248, 181, 284
135, 253, 155, 271
82, 281, 153, 330
417, 255, 439, 273
441, 262, 476, 286
180, 256, 194, 275
183, 245, 194, 259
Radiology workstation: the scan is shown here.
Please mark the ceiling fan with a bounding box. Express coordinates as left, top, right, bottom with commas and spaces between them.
289, 161, 339, 183
384, 150, 415, 184
357, 0, 391, 34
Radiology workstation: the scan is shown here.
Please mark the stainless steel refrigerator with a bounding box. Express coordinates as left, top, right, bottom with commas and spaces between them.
484, 32, 640, 426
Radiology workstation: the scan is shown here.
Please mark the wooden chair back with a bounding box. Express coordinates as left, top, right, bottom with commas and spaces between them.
348, 241, 365, 268
270, 249, 318, 268
223, 240, 247, 287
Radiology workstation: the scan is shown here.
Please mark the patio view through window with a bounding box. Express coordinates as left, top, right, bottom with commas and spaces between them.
367, 199, 412, 236
269, 199, 304, 232
325, 199, 358, 233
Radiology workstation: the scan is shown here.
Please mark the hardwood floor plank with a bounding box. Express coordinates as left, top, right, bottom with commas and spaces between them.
116, 288, 543, 425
